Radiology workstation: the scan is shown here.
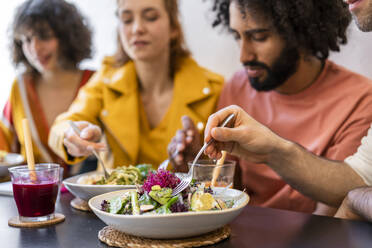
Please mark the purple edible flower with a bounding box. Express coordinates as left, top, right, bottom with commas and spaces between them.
170, 202, 188, 213
142, 169, 181, 193
101, 200, 110, 212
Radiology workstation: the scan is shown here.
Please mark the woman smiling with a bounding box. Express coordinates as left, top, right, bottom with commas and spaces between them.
0, 0, 94, 178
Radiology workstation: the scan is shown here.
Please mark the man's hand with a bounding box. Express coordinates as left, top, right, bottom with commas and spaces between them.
203, 105, 367, 207
63, 121, 106, 157
204, 105, 285, 164
335, 187, 372, 221
168, 116, 201, 172
334, 195, 363, 220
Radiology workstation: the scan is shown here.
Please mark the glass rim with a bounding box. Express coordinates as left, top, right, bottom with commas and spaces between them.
187, 159, 236, 167
8, 163, 60, 173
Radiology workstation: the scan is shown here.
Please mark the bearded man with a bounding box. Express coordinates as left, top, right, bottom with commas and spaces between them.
169, 0, 372, 215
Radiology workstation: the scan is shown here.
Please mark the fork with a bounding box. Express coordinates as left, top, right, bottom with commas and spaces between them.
171, 113, 235, 196
68, 120, 110, 180
158, 159, 170, 171
157, 150, 180, 171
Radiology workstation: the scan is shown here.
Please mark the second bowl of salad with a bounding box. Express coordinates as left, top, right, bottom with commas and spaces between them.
63, 164, 153, 201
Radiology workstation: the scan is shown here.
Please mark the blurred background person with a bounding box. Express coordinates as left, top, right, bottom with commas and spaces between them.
48, 0, 223, 170
0, 0, 94, 178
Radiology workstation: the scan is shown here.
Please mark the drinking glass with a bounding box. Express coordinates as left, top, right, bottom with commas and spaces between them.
187, 160, 236, 187
56, 167, 64, 204
9, 163, 60, 222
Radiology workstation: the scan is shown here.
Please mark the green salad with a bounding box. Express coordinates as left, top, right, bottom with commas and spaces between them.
100, 169, 235, 215
78, 164, 153, 185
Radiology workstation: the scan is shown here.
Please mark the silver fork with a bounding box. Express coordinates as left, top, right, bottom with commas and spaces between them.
171, 113, 235, 196
68, 120, 110, 180
157, 151, 179, 171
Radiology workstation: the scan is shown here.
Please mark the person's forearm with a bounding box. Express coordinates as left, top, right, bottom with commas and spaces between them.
266, 139, 366, 207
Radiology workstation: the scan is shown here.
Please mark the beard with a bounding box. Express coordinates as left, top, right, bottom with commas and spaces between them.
244, 45, 300, 92
351, 1, 372, 32
352, 13, 372, 32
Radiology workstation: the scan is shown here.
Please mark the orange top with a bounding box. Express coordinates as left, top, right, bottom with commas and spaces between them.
218, 60, 372, 213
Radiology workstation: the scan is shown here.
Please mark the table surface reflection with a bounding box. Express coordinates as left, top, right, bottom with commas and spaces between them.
1, 192, 372, 248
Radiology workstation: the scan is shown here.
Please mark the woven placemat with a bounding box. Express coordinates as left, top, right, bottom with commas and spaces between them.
8, 213, 65, 228
98, 225, 230, 248
71, 197, 91, 212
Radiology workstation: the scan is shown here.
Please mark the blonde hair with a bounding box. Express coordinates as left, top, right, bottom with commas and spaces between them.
114, 0, 190, 76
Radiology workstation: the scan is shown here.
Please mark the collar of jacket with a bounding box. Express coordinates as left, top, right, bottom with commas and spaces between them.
100, 57, 215, 164
104, 57, 214, 105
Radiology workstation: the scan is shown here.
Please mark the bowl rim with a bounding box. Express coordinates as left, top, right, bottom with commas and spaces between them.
0, 153, 24, 167
88, 188, 250, 219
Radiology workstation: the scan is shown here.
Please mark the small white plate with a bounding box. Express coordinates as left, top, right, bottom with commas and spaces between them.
0, 181, 13, 196
0, 153, 24, 177
63, 171, 137, 201
89, 188, 249, 239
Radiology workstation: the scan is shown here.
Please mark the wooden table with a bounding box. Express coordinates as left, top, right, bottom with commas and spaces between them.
2, 192, 372, 248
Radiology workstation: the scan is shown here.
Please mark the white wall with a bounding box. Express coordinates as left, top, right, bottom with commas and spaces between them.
181, 0, 372, 80
1, 0, 372, 107
0, 1, 24, 106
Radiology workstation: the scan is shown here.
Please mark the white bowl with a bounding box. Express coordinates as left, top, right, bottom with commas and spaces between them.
89, 188, 249, 239
0, 153, 24, 177
63, 171, 137, 201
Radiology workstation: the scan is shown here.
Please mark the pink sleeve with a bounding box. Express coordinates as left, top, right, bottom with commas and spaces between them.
325, 94, 372, 160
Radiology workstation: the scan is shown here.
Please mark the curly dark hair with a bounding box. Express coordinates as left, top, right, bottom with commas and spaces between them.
210, 0, 351, 60
10, 0, 93, 74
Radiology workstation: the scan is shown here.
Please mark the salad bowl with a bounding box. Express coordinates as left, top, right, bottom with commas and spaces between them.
63, 164, 152, 201
88, 188, 249, 239
63, 171, 137, 201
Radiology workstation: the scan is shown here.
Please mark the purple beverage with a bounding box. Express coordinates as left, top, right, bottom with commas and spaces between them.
9, 164, 61, 222
12, 181, 58, 217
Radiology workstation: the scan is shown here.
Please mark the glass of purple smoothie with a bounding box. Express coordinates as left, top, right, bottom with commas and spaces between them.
9, 163, 60, 222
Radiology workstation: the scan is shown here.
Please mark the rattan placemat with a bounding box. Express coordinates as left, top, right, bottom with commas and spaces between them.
71, 197, 91, 212
8, 213, 65, 228
98, 225, 230, 248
